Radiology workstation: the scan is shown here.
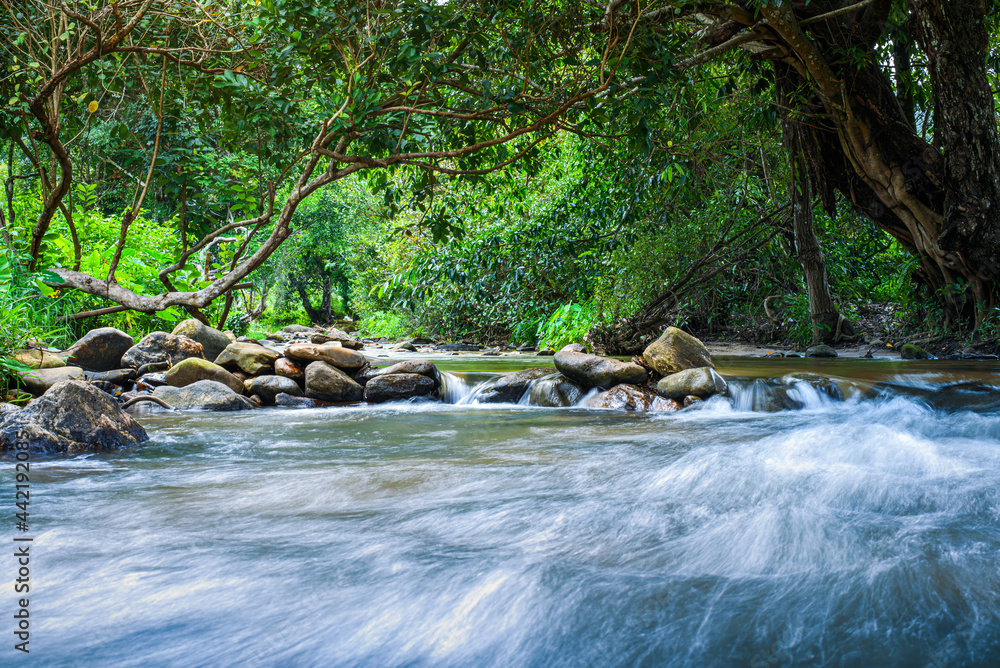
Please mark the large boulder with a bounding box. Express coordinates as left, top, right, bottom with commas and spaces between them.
900, 343, 933, 360
285, 343, 366, 372
473, 368, 551, 404
376, 359, 439, 382
643, 327, 713, 376
172, 319, 232, 363
64, 327, 135, 371
274, 357, 306, 383
0, 381, 148, 455
311, 328, 364, 350
304, 361, 363, 402
364, 373, 437, 403
582, 384, 680, 412
121, 332, 205, 369
657, 367, 728, 400
84, 369, 137, 386
528, 375, 584, 407
245, 375, 303, 405
13, 348, 66, 370
805, 344, 838, 358
554, 351, 647, 389
164, 358, 245, 395
152, 380, 256, 411
16, 366, 85, 396
214, 342, 281, 375
281, 324, 314, 334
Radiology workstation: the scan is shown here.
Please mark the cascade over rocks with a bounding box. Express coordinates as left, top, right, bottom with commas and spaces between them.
364, 373, 438, 403
245, 375, 304, 405
164, 358, 245, 395
17, 366, 85, 396
152, 380, 256, 411
1, 381, 148, 455
473, 368, 551, 403
214, 342, 281, 375
554, 351, 647, 390
657, 367, 728, 400
529, 375, 584, 407
643, 328, 714, 376
122, 332, 206, 369
172, 319, 232, 363
285, 343, 366, 371
64, 327, 135, 371
305, 361, 363, 402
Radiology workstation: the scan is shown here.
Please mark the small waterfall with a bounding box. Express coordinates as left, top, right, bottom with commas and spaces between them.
727, 375, 844, 412
439, 372, 501, 404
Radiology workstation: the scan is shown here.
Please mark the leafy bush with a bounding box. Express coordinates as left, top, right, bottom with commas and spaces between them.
536, 302, 596, 350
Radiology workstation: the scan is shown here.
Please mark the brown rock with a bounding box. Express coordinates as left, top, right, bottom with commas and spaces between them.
274, 357, 306, 382
164, 358, 245, 395
582, 384, 680, 412
642, 327, 713, 376
121, 332, 206, 369
214, 342, 281, 375
285, 343, 366, 371
304, 361, 363, 402
64, 327, 135, 371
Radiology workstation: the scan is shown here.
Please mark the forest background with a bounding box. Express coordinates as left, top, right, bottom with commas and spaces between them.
3, 0, 1000, 392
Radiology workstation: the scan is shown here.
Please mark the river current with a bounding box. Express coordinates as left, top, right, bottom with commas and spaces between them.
7, 357, 1000, 666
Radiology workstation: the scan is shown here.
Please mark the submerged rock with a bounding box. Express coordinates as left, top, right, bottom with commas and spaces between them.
172, 319, 232, 363
657, 367, 728, 400
152, 380, 256, 411
275, 393, 334, 408
214, 342, 281, 375
583, 384, 680, 412
245, 375, 303, 405
1, 380, 148, 455
528, 375, 583, 407
64, 327, 135, 371
84, 369, 136, 386
122, 332, 205, 369
285, 343, 366, 372
364, 373, 438, 403
164, 358, 245, 395
305, 361, 363, 402
17, 366, 85, 396
473, 368, 551, 403
643, 327, 713, 376
554, 351, 647, 390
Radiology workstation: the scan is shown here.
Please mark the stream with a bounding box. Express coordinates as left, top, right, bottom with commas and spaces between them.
7, 356, 1000, 666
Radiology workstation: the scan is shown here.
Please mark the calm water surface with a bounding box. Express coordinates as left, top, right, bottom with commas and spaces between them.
7, 358, 1000, 666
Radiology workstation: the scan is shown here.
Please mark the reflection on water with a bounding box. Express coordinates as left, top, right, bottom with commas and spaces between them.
8, 361, 1000, 666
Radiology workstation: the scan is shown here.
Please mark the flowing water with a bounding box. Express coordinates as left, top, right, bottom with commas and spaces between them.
7, 357, 1000, 666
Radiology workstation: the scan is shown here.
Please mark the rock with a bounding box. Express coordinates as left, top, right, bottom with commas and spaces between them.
643, 327, 713, 376
554, 351, 647, 389
482, 347, 502, 356
683, 395, 703, 408
560, 343, 587, 354
536, 347, 555, 356
281, 324, 314, 333
0, 381, 148, 455
136, 372, 167, 389
164, 358, 245, 395
305, 361, 363, 402
472, 368, 551, 404
364, 373, 438, 403
275, 393, 334, 408
90, 380, 119, 396
900, 343, 934, 360
582, 384, 680, 412
152, 380, 256, 411
311, 328, 364, 350
121, 332, 206, 369
392, 342, 417, 352
284, 343, 366, 371
64, 327, 135, 371
352, 364, 381, 387
245, 375, 303, 405
222, 330, 238, 343
657, 367, 728, 400
16, 366, 85, 396
528, 375, 584, 407
84, 369, 136, 386
13, 348, 66, 369
172, 319, 232, 363
0, 403, 19, 417
376, 360, 439, 382
214, 342, 281, 375
274, 357, 306, 383
805, 344, 838, 358
434, 343, 481, 352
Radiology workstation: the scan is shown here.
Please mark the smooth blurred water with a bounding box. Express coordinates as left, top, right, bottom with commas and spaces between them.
6, 366, 1000, 666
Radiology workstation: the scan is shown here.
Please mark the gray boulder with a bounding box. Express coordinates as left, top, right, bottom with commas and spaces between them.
657, 367, 728, 400
64, 327, 135, 371
17, 366, 85, 396
121, 332, 205, 369
559, 343, 586, 354
281, 324, 314, 333
643, 327, 713, 376
172, 319, 232, 363
1, 381, 148, 455
152, 380, 256, 411
434, 343, 481, 352
553, 351, 647, 389
473, 368, 551, 404
164, 358, 245, 395
214, 342, 281, 375
528, 375, 584, 407
304, 361, 363, 402
275, 393, 334, 408
245, 375, 304, 405
392, 341, 417, 352
364, 373, 438, 403
805, 344, 838, 358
